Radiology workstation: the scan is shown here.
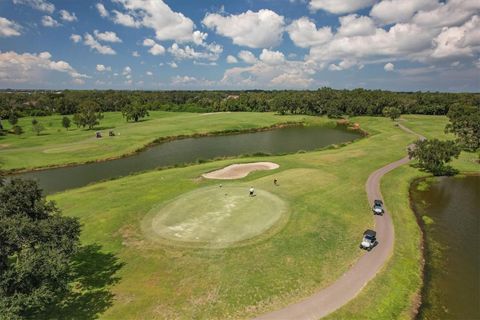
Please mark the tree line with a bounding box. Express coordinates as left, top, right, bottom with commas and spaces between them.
1, 88, 478, 118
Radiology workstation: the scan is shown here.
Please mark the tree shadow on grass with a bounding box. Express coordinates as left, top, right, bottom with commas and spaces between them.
129, 118, 151, 123
33, 244, 124, 320
408, 163, 459, 176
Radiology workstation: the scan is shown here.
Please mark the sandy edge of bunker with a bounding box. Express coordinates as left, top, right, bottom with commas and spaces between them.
202, 162, 280, 180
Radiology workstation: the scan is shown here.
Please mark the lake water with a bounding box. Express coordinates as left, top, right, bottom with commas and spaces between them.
411, 175, 480, 320
13, 125, 361, 195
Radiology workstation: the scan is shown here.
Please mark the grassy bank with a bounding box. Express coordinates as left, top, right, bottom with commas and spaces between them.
30, 114, 477, 319
327, 115, 478, 319
0, 111, 325, 171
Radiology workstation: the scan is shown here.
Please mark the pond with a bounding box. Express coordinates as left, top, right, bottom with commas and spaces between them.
411, 175, 480, 320
13, 125, 361, 195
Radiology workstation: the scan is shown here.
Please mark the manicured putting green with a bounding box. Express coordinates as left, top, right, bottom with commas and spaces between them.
142, 185, 288, 248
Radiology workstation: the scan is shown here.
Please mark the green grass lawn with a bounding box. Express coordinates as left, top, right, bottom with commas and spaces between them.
18, 114, 478, 319
327, 115, 478, 320
141, 185, 288, 248
0, 111, 322, 171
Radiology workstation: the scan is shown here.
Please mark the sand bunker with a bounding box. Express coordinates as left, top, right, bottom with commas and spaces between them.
202, 162, 279, 180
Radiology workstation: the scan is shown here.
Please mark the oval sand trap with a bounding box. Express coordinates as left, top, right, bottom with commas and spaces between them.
202, 162, 279, 180
142, 185, 287, 248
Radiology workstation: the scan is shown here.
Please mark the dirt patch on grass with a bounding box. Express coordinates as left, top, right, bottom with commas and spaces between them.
202, 162, 279, 180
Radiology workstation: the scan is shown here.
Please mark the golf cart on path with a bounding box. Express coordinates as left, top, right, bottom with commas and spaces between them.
372, 199, 384, 215
360, 229, 378, 251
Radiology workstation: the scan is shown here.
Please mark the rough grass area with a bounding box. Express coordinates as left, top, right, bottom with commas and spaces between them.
43, 114, 477, 319
327, 115, 478, 320
141, 185, 287, 248
0, 111, 323, 171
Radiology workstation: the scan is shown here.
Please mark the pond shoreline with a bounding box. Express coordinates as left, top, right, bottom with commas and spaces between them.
409, 173, 480, 319
5, 122, 301, 175
10, 121, 365, 195
7, 119, 366, 175
408, 176, 427, 319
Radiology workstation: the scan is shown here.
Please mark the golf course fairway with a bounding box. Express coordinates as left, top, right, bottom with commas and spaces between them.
142, 185, 287, 248
32, 114, 477, 319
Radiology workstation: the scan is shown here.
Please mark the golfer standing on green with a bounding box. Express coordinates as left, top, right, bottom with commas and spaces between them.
249, 186, 255, 197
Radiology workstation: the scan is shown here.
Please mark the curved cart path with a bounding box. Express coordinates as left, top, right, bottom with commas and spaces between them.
254, 124, 425, 320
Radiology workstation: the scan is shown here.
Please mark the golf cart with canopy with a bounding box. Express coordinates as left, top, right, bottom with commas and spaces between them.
360, 229, 378, 251
372, 199, 384, 215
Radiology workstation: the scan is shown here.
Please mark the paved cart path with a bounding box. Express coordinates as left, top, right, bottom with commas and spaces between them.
254, 124, 425, 320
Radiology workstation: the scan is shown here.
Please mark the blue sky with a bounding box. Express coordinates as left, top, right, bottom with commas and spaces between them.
0, 0, 479, 91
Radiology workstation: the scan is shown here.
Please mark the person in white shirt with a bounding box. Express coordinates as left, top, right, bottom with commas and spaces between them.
249, 187, 255, 197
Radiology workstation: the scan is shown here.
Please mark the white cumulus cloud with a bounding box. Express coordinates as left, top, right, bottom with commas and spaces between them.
384, 62, 395, 71
203, 9, 285, 48
168, 43, 221, 61
112, 0, 198, 43
94, 30, 122, 43
328, 59, 359, 71
0, 51, 88, 85
222, 57, 318, 89
149, 43, 166, 56
96, 3, 109, 17
142, 38, 166, 55
238, 50, 258, 64
112, 10, 140, 28
84, 33, 116, 55
59, 9, 78, 22
337, 14, 376, 36
287, 17, 333, 48
70, 34, 82, 43
259, 49, 285, 65
226, 55, 238, 63
96, 64, 111, 72
143, 38, 156, 46
12, 0, 54, 14
371, 0, 439, 25
412, 0, 480, 28
41, 15, 60, 27
309, 0, 375, 14
431, 15, 480, 58
0, 17, 22, 37
171, 75, 197, 85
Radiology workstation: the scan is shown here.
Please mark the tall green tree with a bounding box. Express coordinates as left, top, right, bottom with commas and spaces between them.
121, 100, 149, 122
408, 139, 461, 175
73, 101, 103, 130
61, 116, 71, 131
12, 125, 23, 135
0, 179, 81, 319
382, 106, 401, 121
8, 114, 18, 126
32, 122, 45, 136
445, 104, 480, 152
